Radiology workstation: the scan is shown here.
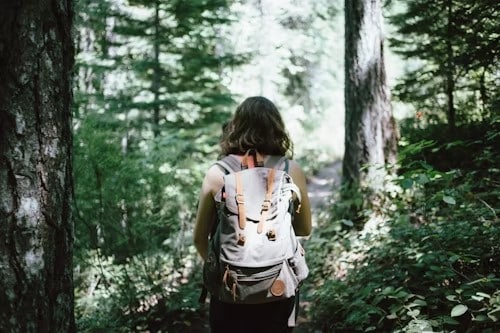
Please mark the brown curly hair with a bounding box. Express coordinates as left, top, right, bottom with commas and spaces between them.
220, 96, 293, 157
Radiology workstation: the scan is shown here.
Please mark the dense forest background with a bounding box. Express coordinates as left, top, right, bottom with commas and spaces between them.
72, 0, 498, 332
1, 0, 496, 332
72, 1, 344, 330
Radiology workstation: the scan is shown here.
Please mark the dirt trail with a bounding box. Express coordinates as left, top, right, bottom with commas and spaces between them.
307, 161, 342, 211
293, 161, 343, 332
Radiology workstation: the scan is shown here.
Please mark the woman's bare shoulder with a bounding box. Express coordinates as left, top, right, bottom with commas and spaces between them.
287, 159, 305, 175
203, 163, 225, 195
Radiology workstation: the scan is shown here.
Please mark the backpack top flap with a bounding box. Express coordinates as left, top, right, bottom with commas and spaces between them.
223, 167, 288, 222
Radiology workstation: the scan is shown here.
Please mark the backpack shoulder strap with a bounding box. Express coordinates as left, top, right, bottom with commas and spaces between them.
265, 155, 289, 172
269, 156, 301, 203
215, 155, 241, 174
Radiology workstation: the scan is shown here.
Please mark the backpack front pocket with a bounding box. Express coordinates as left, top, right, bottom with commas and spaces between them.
220, 263, 284, 303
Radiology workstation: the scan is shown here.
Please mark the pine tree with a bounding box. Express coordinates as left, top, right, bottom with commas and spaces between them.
111, 0, 238, 136
389, 0, 499, 129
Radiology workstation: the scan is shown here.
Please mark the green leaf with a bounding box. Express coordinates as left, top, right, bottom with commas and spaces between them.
411, 299, 428, 306
451, 304, 468, 317
487, 306, 500, 321
476, 292, 491, 298
441, 316, 460, 325
402, 178, 414, 189
396, 290, 409, 298
472, 314, 489, 322
386, 313, 398, 320
382, 286, 394, 295
354, 197, 363, 208
446, 295, 458, 302
417, 173, 430, 185
466, 277, 488, 285
443, 196, 456, 205
407, 309, 420, 317
341, 219, 354, 227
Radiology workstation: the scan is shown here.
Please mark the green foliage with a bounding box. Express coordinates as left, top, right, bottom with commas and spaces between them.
73, 113, 213, 260
109, 0, 240, 128
73, 111, 220, 329
72, 0, 242, 330
75, 248, 204, 332
308, 120, 500, 332
398, 118, 499, 174
388, 0, 499, 126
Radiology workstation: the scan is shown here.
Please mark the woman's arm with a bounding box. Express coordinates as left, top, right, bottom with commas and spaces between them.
193, 165, 224, 261
288, 160, 312, 236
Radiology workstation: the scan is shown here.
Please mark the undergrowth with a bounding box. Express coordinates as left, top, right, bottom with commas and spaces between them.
307, 119, 500, 332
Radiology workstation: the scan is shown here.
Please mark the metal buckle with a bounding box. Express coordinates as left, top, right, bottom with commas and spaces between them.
261, 199, 271, 211
236, 194, 245, 204
266, 229, 276, 241
237, 233, 246, 246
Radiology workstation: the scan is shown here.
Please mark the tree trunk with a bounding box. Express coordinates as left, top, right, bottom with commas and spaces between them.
342, 0, 398, 191
479, 68, 489, 117
152, 0, 161, 138
445, 0, 456, 132
0, 1, 75, 332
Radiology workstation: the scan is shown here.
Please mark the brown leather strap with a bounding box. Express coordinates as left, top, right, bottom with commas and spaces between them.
241, 149, 264, 169
235, 172, 246, 230
257, 168, 275, 234
247, 156, 255, 168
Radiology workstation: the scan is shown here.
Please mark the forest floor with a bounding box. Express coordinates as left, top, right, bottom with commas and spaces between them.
174, 160, 343, 333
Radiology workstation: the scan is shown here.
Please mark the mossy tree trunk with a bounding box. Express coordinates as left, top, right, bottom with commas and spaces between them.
0, 1, 75, 332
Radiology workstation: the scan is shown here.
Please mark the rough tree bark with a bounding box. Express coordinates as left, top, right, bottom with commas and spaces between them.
0, 1, 75, 332
342, 0, 398, 192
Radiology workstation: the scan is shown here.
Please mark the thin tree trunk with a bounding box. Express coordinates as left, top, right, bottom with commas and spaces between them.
479, 67, 489, 117
343, 0, 398, 191
445, 0, 456, 132
152, 0, 161, 138
257, 0, 265, 95
0, 1, 75, 332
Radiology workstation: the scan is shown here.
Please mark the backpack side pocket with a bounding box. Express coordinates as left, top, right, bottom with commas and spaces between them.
287, 242, 309, 284
203, 239, 222, 295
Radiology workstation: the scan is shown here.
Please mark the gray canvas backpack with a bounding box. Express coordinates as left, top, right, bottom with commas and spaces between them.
203, 150, 309, 307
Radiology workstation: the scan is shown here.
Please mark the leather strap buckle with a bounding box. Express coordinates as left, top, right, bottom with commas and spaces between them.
261, 199, 271, 211
236, 194, 245, 204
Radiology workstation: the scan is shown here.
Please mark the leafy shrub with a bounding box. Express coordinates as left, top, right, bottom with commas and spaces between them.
312, 215, 499, 332
308, 120, 499, 332
75, 247, 204, 332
